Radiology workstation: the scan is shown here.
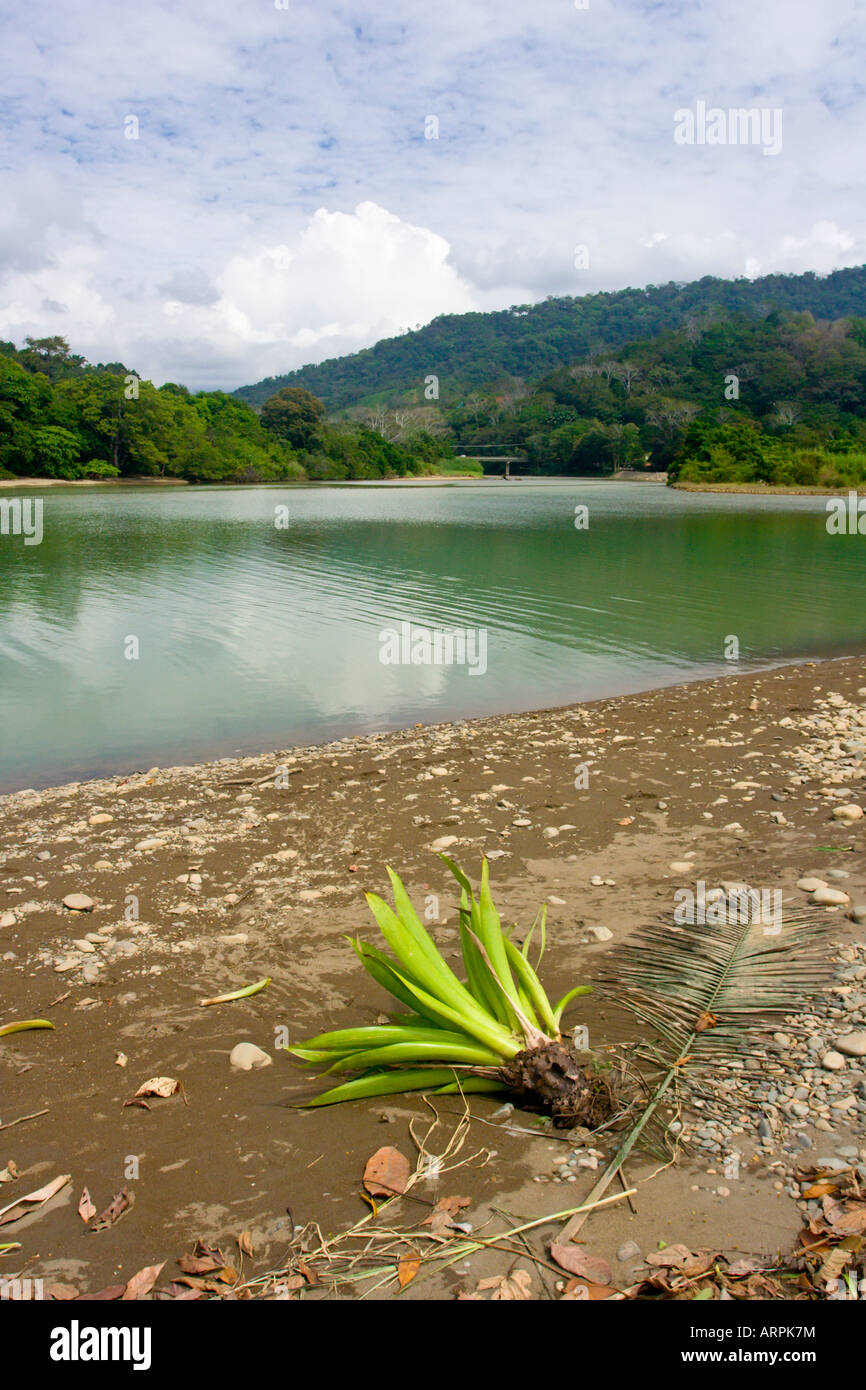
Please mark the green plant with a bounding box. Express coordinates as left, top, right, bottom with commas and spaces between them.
287, 858, 599, 1125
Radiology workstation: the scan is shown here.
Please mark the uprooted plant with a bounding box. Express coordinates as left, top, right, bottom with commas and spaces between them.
287, 856, 614, 1127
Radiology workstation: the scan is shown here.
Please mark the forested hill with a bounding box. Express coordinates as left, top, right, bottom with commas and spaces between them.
234, 265, 866, 411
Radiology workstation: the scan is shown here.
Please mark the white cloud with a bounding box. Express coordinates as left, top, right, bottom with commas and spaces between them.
0, 0, 864, 388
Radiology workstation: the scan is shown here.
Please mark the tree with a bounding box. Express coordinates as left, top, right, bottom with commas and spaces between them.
260, 386, 325, 450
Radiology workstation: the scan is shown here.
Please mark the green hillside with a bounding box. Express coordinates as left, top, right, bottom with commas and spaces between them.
234, 265, 866, 411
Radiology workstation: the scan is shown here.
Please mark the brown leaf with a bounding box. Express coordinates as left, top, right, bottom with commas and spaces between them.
822, 1197, 866, 1237
78, 1187, 97, 1223
90, 1186, 133, 1232
87, 1285, 126, 1301
0, 1160, 19, 1184
550, 1241, 612, 1285
178, 1242, 225, 1275
122, 1262, 166, 1300
477, 1269, 532, 1300
0, 1172, 71, 1228
363, 1145, 411, 1198
122, 1098, 151, 1111
562, 1277, 616, 1300
802, 1181, 840, 1200
297, 1259, 319, 1286
397, 1251, 421, 1288
422, 1195, 471, 1225
694, 1011, 718, 1032
645, 1244, 720, 1277
134, 1076, 179, 1099
46, 1283, 79, 1300
238, 1230, 254, 1258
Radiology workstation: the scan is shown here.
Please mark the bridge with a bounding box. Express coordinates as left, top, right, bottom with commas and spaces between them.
452, 445, 529, 478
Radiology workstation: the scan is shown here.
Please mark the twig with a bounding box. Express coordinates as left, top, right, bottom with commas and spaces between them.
0, 1108, 48, 1132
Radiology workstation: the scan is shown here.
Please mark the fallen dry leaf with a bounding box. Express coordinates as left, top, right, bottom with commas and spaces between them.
78, 1187, 97, 1223
822, 1196, 866, 1237
694, 1011, 719, 1032
122, 1262, 166, 1300
397, 1251, 421, 1288
90, 1187, 133, 1232
802, 1181, 840, 1200
89, 1284, 126, 1301
562, 1277, 616, 1300
0, 1161, 19, 1184
238, 1230, 254, 1258
645, 1244, 720, 1277
0, 1172, 71, 1228
363, 1145, 411, 1198
550, 1241, 612, 1285
477, 1269, 532, 1301
46, 1283, 79, 1300
135, 1076, 180, 1099
178, 1242, 225, 1275
422, 1195, 471, 1225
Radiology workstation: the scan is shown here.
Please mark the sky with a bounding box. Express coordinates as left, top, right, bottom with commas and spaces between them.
0, 0, 864, 390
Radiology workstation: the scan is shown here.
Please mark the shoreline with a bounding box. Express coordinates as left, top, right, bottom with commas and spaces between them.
2, 653, 866, 1298
672, 481, 865, 495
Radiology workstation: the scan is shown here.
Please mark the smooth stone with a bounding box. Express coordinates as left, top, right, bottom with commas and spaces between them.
430, 836, 458, 851
822, 1051, 846, 1070
542, 827, 560, 839
135, 838, 168, 851
617, 1241, 642, 1262
811, 887, 850, 906
62, 893, 95, 912
835, 1032, 866, 1058
832, 804, 863, 821
0, 911, 16, 928
230, 1042, 272, 1072
669, 861, 694, 873
797, 877, 827, 892
89, 813, 113, 825
587, 926, 613, 942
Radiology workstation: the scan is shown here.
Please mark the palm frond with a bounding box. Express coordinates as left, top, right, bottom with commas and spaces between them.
557, 899, 835, 1246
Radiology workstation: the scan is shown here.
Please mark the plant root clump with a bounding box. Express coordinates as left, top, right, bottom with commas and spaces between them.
501, 1041, 617, 1128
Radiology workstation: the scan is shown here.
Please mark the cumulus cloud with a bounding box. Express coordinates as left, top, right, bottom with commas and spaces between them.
0, 0, 864, 387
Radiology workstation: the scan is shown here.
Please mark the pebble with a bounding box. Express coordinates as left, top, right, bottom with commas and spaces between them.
832, 804, 863, 821
587, 926, 613, 942
821, 1051, 846, 1071
0, 911, 16, 928
62, 893, 95, 912
796, 877, 827, 892
542, 827, 559, 839
430, 836, 458, 851
810, 887, 850, 907
135, 838, 168, 851
669, 861, 694, 873
617, 1241, 642, 1262
835, 1031, 866, 1057
88, 813, 113, 825
229, 1042, 272, 1071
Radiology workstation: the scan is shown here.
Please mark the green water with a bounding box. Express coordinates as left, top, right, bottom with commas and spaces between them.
0, 479, 863, 791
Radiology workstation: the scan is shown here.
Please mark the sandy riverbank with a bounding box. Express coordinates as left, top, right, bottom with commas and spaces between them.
2, 657, 865, 1299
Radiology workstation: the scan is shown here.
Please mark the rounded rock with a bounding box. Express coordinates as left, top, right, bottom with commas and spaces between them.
230, 1042, 272, 1072
62, 893, 95, 912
